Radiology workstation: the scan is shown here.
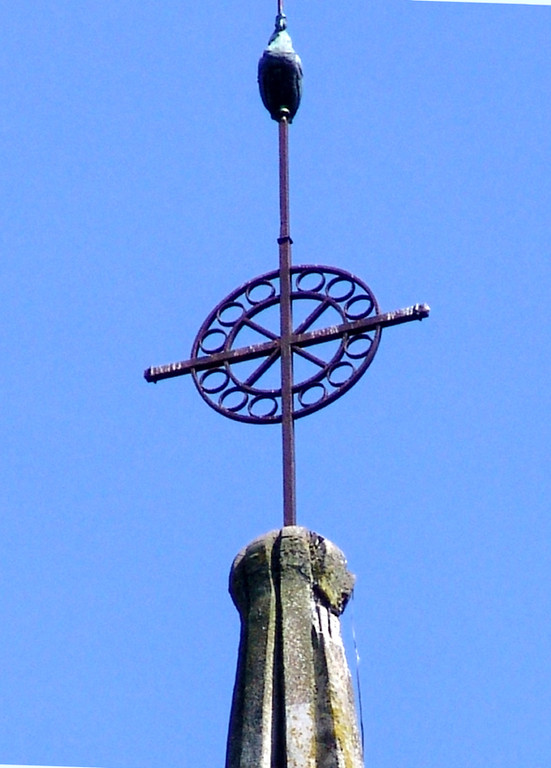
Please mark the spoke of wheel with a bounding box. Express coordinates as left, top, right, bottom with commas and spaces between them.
244, 348, 282, 388
292, 344, 329, 369
242, 316, 279, 341
293, 297, 333, 336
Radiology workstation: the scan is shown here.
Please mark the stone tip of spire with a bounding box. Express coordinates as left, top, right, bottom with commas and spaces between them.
226, 526, 364, 768
230, 526, 355, 616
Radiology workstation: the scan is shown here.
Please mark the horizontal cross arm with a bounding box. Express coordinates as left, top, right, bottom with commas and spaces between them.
144, 304, 429, 384
290, 303, 430, 348
144, 338, 279, 383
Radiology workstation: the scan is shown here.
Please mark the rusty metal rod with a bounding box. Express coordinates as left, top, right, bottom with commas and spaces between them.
292, 303, 431, 347
144, 339, 278, 382
143, 304, 431, 383
278, 115, 297, 527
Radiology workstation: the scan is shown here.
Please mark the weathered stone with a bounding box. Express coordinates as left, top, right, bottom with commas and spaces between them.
226, 527, 363, 768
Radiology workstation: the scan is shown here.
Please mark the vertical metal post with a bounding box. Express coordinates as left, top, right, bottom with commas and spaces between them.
278, 115, 297, 527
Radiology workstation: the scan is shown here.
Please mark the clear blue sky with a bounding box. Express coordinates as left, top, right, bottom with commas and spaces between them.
1, 1, 550, 766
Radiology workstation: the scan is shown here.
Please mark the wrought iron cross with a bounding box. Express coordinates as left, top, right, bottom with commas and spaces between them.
144, 3, 429, 527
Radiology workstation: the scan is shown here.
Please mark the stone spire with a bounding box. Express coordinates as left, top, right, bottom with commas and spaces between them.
225, 526, 364, 768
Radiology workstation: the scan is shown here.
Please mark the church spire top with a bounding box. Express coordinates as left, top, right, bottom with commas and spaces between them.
142, 3, 431, 766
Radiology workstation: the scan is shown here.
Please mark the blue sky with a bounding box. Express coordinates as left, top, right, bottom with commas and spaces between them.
1, 1, 550, 766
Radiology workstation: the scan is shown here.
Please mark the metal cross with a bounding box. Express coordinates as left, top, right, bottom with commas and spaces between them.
144, 7, 429, 528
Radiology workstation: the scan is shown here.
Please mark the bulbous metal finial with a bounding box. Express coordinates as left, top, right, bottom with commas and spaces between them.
258, 13, 303, 123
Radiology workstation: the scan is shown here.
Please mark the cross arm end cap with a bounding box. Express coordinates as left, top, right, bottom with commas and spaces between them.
414, 303, 430, 318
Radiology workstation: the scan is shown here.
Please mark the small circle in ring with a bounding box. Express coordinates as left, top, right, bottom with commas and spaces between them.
296, 269, 326, 294
327, 361, 355, 388
326, 276, 355, 302
298, 382, 327, 408
200, 328, 228, 355
220, 387, 248, 413
248, 395, 279, 419
200, 368, 229, 395
345, 334, 375, 360
345, 295, 374, 320
246, 280, 276, 305
217, 301, 245, 327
